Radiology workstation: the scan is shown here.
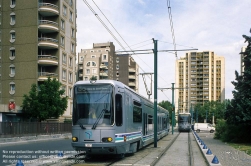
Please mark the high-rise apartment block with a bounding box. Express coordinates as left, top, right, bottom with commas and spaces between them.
78, 42, 139, 92
0, 0, 77, 122
175, 51, 225, 113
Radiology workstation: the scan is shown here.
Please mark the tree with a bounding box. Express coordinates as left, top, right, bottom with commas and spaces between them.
225, 33, 251, 125
158, 100, 173, 122
194, 100, 226, 123
22, 78, 68, 121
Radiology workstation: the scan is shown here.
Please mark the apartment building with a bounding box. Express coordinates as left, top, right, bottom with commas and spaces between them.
0, 0, 77, 122
114, 54, 139, 92
175, 51, 225, 113
78, 42, 139, 92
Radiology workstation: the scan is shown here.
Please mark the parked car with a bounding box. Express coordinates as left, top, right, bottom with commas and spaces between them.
194, 123, 215, 133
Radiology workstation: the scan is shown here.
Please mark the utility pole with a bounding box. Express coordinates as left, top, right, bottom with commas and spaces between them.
153, 39, 158, 148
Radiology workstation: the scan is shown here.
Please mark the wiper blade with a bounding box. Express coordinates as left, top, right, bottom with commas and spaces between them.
92, 109, 108, 130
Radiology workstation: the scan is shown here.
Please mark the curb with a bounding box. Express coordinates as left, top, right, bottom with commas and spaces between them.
192, 131, 222, 166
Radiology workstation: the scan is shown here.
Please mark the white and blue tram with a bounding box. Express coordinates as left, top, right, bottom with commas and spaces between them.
71, 80, 169, 156
178, 113, 191, 132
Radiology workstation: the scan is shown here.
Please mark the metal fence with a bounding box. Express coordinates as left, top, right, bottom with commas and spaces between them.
0, 122, 72, 138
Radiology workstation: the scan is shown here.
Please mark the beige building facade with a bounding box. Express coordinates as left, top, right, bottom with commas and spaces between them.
78, 42, 139, 92
0, 0, 77, 122
175, 51, 225, 113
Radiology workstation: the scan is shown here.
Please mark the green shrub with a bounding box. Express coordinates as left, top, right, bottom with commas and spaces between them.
215, 119, 251, 143
214, 119, 227, 139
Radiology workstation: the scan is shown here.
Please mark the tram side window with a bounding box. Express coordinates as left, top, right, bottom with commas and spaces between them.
148, 115, 153, 133
115, 94, 122, 126
133, 106, 142, 122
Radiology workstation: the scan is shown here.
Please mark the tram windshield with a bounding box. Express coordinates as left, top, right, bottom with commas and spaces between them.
178, 114, 191, 123
73, 84, 114, 126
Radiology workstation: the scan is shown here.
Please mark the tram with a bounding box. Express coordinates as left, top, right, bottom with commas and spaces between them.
71, 80, 170, 156
178, 113, 191, 132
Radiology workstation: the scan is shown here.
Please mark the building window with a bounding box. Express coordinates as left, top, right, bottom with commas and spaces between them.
103, 55, 107, 60
10, 30, 15, 43
63, 5, 67, 16
69, 0, 73, 6
62, 53, 67, 64
69, 57, 73, 67
92, 69, 96, 74
61, 19, 65, 30
87, 62, 90, 66
10, 0, 16, 8
69, 87, 72, 98
84, 77, 88, 81
80, 56, 83, 61
69, 72, 73, 83
9, 82, 15, 94
69, 11, 73, 22
86, 69, 90, 74
9, 65, 15, 77
92, 62, 96, 66
61, 36, 65, 46
91, 55, 95, 58
71, 43, 75, 53
10, 13, 15, 25
116, 57, 119, 63
71, 28, 74, 38
62, 69, 66, 80
9, 47, 15, 60
116, 64, 119, 70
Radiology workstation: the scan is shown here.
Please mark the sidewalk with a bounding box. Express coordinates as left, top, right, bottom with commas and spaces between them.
0, 133, 71, 145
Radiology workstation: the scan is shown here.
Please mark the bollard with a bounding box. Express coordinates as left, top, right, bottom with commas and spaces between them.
203, 144, 207, 149
212, 155, 219, 164
206, 149, 212, 155
16, 159, 24, 166
57, 151, 64, 157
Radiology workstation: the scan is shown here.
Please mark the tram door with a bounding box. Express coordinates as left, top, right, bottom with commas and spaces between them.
124, 90, 130, 132
143, 113, 147, 135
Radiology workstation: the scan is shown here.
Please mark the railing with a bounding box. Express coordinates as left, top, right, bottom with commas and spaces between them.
0, 122, 71, 138
39, 20, 58, 27
38, 72, 58, 77
38, 37, 58, 43
39, 3, 58, 10
38, 55, 58, 60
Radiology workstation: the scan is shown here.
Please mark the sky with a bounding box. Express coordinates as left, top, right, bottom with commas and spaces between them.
76, 0, 251, 104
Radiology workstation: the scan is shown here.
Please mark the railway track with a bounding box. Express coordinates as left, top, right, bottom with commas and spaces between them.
36, 131, 208, 166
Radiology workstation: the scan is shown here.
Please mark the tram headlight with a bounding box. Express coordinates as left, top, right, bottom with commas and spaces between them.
102, 137, 113, 142
72, 137, 78, 142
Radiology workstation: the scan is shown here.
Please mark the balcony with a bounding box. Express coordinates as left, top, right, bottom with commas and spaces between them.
100, 73, 108, 77
100, 64, 108, 70
38, 72, 58, 81
38, 37, 58, 49
38, 3, 59, 16
38, 20, 59, 33
129, 82, 136, 86
129, 75, 136, 79
129, 68, 136, 73
38, 55, 58, 66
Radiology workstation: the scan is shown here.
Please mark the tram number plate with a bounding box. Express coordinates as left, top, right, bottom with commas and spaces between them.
85, 144, 92, 147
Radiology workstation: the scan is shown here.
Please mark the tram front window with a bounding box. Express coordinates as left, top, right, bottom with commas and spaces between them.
73, 84, 114, 126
